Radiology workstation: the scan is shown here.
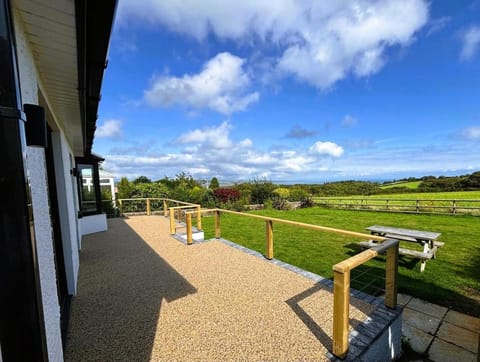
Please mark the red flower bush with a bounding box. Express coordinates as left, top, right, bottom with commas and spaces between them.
213, 188, 240, 203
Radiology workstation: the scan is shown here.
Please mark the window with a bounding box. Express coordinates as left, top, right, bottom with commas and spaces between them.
75, 156, 104, 216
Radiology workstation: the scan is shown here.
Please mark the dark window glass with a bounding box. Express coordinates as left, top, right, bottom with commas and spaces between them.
78, 164, 99, 214
0, 0, 17, 107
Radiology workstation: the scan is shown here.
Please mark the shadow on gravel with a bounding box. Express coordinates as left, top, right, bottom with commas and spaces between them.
65, 218, 197, 362
285, 281, 371, 351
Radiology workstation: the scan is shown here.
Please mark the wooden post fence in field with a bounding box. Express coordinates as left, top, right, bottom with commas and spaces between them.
163, 200, 168, 216
265, 220, 273, 259
146, 198, 151, 216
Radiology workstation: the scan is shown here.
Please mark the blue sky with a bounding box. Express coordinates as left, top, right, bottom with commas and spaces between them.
94, 0, 480, 183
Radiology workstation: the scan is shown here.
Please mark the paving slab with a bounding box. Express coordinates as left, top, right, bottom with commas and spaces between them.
397, 293, 412, 306
443, 309, 480, 333
406, 297, 448, 319
402, 323, 434, 354
403, 307, 442, 335
428, 337, 477, 362
436, 321, 479, 353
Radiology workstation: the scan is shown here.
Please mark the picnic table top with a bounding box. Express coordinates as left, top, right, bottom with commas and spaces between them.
366, 225, 441, 241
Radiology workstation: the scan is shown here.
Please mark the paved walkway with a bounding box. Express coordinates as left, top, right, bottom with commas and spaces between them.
400, 293, 479, 361
65, 216, 374, 361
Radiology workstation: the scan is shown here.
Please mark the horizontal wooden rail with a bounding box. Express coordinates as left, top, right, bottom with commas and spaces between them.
118, 198, 201, 229
169, 205, 199, 209
186, 208, 385, 242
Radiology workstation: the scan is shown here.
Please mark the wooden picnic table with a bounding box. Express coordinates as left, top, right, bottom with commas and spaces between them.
359, 225, 443, 272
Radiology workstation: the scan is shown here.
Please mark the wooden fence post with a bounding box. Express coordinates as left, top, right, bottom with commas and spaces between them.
118, 199, 123, 217
186, 213, 193, 245
385, 242, 399, 309
146, 198, 151, 216
452, 200, 456, 215
416, 200, 420, 213
265, 220, 273, 260
196, 205, 202, 230
169, 208, 175, 235
333, 268, 350, 359
163, 200, 168, 217
214, 210, 221, 239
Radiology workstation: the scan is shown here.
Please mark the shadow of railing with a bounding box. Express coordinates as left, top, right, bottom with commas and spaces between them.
65, 218, 197, 361
286, 281, 375, 352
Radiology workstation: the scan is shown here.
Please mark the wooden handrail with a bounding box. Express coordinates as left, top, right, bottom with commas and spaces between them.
118, 198, 201, 229
185, 208, 385, 242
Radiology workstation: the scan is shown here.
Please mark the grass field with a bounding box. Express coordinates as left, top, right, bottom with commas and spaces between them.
201, 207, 480, 316
380, 181, 422, 189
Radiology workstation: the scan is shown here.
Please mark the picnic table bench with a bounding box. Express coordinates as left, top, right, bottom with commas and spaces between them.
357, 225, 443, 272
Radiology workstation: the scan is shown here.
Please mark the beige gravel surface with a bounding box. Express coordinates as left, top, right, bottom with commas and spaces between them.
65, 216, 374, 361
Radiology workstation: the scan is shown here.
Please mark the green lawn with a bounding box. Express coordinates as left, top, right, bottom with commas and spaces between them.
380, 181, 422, 189
201, 207, 480, 316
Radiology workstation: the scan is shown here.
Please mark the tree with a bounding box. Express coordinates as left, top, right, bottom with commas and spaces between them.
209, 177, 219, 189
131, 182, 169, 198
117, 177, 133, 199
250, 178, 275, 204
133, 175, 152, 184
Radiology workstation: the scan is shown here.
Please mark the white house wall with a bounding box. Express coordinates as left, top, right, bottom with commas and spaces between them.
79, 214, 108, 236
13, 8, 81, 362
51, 131, 80, 295
26, 147, 64, 362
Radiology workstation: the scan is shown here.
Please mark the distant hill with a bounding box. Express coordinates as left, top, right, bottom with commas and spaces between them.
380, 180, 422, 190
304, 171, 480, 196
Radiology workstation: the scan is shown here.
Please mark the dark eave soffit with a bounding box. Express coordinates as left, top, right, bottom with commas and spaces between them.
75, 0, 117, 156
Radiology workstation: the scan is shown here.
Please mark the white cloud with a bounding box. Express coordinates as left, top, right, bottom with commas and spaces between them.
105, 122, 344, 181
96, 120, 122, 139
342, 115, 358, 127
119, 0, 429, 90
309, 141, 344, 157
462, 126, 480, 140
460, 25, 480, 61
176, 121, 233, 149
144, 52, 259, 115
426, 16, 451, 36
